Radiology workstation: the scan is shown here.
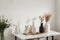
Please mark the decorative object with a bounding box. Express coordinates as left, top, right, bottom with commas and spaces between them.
39, 16, 44, 33
39, 22, 44, 33
30, 18, 36, 34
15, 21, 20, 34
24, 25, 29, 34
29, 22, 36, 34
24, 19, 30, 34
44, 12, 53, 32
0, 16, 11, 40
45, 22, 50, 32
24, 18, 36, 35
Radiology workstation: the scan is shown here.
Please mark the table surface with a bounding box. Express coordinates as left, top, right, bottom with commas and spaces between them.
12, 31, 60, 39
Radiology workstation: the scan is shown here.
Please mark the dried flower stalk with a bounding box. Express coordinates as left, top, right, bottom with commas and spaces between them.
39, 16, 44, 22
44, 12, 53, 22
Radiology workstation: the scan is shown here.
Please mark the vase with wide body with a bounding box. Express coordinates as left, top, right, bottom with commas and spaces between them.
45, 22, 50, 33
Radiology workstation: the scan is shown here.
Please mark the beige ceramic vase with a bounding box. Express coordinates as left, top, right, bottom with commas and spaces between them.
24, 25, 29, 34
45, 22, 50, 33
29, 22, 36, 34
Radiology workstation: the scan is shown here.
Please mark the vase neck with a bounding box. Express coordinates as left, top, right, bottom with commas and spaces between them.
41, 23, 43, 26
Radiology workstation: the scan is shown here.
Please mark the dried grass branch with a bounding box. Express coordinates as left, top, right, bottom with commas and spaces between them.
44, 12, 53, 22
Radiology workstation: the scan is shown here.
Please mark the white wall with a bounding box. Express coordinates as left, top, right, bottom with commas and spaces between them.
55, 0, 60, 40
55, 0, 60, 32
0, 0, 55, 40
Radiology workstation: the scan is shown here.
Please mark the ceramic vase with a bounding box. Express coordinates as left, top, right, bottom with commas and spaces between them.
39, 22, 44, 33
45, 22, 50, 32
15, 24, 20, 34
29, 22, 36, 34
24, 25, 29, 34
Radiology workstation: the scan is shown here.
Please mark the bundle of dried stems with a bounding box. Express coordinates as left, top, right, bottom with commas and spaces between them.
39, 16, 44, 22
44, 12, 53, 22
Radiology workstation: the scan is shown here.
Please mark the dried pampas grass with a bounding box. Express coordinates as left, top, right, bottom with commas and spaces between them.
44, 12, 53, 22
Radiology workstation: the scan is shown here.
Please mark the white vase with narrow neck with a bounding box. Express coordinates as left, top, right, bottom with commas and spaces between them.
45, 22, 50, 33
15, 26, 20, 34
31, 22, 36, 34
15, 23, 21, 34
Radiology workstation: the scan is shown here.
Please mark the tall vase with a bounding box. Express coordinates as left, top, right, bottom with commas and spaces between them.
29, 22, 36, 34
1, 31, 4, 40
15, 22, 21, 34
15, 26, 20, 34
31, 22, 36, 34
45, 22, 50, 33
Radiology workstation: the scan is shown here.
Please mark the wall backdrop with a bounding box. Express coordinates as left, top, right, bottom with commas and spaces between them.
0, 0, 55, 40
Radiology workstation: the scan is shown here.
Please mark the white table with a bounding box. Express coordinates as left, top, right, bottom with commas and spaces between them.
12, 31, 60, 40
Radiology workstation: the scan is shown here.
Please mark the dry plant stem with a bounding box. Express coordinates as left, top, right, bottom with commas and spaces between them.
45, 13, 53, 22
1, 31, 4, 40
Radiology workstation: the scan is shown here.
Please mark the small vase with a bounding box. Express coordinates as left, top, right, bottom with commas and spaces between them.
39, 22, 44, 33
31, 22, 36, 34
45, 22, 50, 32
24, 25, 29, 34
29, 22, 36, 34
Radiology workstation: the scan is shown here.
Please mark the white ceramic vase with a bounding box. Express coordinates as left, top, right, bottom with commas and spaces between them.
15, 26, 20, 34
31, 22, 36, 34
29, 22, 36, 34
24, 25, 29, 34
45, 22, 50, 33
